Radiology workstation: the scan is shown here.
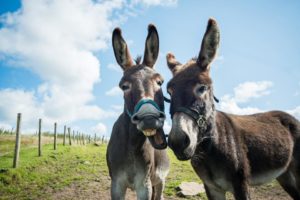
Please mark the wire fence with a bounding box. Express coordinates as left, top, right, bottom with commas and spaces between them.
0, 113, 108, 168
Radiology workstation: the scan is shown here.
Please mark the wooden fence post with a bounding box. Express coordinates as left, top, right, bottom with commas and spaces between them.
76, 132, 79, 144
63, 125, 66, 146
13, 113, 21, 168
68, 127, 72, 146
102, 135, 104, 144
94, 133, 96, 142
82, 134, 85, 145
72, 131, 75, 143
79, 133, 82, 145
38, 118, 42, 157
54, 122, 57, 150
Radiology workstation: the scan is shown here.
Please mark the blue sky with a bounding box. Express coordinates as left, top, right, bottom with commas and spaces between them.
0, 0, 299, 136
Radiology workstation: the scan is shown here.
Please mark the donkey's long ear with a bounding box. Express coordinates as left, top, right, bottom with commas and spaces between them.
197, 18, 220, 70
166, 53, 183, 76
112, 28, 134, 70
143, 24, 159, 68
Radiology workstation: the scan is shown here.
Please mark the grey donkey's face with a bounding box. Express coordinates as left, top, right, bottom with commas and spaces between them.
112, 24, 167, 149
166, 19, 220, 160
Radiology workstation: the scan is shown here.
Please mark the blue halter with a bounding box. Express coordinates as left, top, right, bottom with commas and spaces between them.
126, 99, 162, 118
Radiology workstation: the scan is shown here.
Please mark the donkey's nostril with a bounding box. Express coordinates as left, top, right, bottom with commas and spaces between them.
183, 135, 190, 147
169, 131, 190, 153
132, 115, 140, 122
159, 113, 165, 119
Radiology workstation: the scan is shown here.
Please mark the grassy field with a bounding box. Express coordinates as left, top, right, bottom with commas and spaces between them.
0, 135, 291, 200
0, 135, 203, 200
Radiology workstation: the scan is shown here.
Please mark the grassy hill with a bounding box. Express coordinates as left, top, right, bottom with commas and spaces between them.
0, 135, 290, 200
0, 135, 202, 200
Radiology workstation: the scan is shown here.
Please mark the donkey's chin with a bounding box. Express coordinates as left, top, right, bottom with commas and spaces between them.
143, 128, 167, 150
174, 146, 195, 161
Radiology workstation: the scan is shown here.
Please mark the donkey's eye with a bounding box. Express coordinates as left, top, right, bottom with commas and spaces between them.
195, 85, 207, 95
121, 84, 130, 91
157, 80, 163, 86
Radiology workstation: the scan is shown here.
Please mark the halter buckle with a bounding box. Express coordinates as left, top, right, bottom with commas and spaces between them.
197, 115, 206, 128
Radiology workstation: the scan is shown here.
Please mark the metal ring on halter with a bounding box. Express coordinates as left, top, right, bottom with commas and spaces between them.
172, 107, 207, 129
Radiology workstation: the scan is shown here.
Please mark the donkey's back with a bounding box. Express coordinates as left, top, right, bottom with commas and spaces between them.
216, 110, 300, 187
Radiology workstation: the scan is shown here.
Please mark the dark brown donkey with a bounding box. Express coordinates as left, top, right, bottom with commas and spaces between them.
166, 18, 300, 200
106, 25, 169, 200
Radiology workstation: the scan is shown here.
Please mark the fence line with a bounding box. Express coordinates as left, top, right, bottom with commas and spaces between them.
1, 113, 107, 168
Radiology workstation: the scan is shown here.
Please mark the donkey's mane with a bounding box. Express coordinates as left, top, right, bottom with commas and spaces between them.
135, 56, 142, 65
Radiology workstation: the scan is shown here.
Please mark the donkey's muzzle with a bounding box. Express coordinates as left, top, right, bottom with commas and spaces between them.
131, 102, 165, 126
130, 100, 167, 149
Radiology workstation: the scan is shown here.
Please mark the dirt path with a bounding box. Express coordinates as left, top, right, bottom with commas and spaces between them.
49, 176, 291, 200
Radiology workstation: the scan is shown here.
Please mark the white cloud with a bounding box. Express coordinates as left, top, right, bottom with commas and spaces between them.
111, 104, 123, 111
233, 81, 273, 103
0, 0, 124, 131
218, 81, 273, 115
287, 106, 300, 120
0, 0, 174, 133
0, 122, 13, 131
133, 0, 177, 6
218, 81, 300, 120
219, 94, 264, 115
107, 63, 122, 73
106, 86, 123, 96
0, 88, 119, 132
91, 122, 107, 135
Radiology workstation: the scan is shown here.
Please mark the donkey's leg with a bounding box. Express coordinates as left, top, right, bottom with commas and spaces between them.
232, 174, 251, 200
111, 179, 126, 200
204, 184, 226, 200
136, 181, 152, 200
277, 170, 300, 200
152, 180, 165, 200
295, 163, 300, 193
294, 140, 300, 193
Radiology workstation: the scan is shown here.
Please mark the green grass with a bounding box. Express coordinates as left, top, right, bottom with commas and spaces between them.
0, 135, 286, 200
0, 142, 107, 200
0, 134, 204, 199
0, 135, 63, 156
165, 151, 205, 199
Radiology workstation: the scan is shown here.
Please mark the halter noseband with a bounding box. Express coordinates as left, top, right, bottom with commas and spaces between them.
126, 99, 163, 118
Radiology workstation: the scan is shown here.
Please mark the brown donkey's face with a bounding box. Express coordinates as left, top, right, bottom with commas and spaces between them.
167, 19, 220, 160
112, 25, 167, 149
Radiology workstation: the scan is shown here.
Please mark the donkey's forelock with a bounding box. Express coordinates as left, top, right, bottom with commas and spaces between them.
135, 55, 142, 65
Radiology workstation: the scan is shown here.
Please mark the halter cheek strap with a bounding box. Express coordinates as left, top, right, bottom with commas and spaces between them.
173, 107, 206, 128
163, 95, 219, 104
126, 99, 163, 118
164, 95, 219, 129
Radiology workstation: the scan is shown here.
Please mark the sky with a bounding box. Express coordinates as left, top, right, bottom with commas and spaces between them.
0, 0, 299, 137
